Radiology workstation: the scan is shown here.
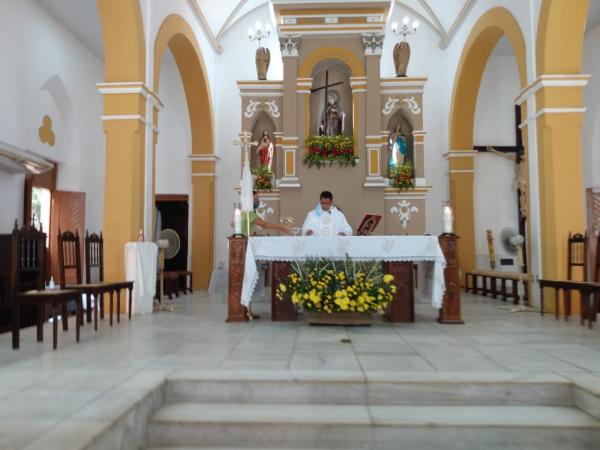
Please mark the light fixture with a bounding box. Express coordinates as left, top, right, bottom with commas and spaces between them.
248, 20, 271, 47
248, 20, 272, 81
391, 15, 419, 77
392, 16, 419, 40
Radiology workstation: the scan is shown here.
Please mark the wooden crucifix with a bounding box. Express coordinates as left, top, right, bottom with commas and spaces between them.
473, 105, 528, 273
310, 70, 344, 116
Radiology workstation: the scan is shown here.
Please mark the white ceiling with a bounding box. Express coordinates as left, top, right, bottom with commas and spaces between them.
35, 0, 104, 59
32, 0, 600, 61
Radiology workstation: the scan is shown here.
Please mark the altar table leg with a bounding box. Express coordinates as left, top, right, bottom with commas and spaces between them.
384, 261, 414, 323
271, 261, 297, 322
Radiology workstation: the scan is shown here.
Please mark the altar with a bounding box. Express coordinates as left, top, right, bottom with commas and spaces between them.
237, 3, 432, 236
226, 234, 463, 324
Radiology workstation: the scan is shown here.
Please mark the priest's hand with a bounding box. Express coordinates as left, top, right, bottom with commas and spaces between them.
306, 230, 314, 236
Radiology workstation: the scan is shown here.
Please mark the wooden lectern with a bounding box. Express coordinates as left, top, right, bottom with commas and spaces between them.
437, 234, 464, 324
226, 236, 248, 322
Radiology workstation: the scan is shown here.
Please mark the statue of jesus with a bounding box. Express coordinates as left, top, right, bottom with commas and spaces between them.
256, 129, 274, 171
319, 91, 345, 136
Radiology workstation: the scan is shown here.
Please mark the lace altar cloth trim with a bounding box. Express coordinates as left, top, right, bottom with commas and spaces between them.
241, 236, 447, 308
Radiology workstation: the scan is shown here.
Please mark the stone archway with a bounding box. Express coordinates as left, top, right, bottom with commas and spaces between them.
153, 14, 215, 289
448, 7, 527, 273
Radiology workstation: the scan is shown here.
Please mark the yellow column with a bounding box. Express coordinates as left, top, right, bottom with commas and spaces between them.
98, 83, 148, 283
535, 78, 588, 309
446, 151, 478, 273
190, 157, 217, 289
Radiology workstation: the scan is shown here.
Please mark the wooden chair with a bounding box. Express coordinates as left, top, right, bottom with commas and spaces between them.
7, 220, 81, 349
562, 232, 588, 319
84, 230, 134, 323
10, 220, 53, 333
58, 229, 133, 329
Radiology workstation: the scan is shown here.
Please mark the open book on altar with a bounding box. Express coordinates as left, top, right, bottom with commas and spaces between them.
356, 214, 382, 236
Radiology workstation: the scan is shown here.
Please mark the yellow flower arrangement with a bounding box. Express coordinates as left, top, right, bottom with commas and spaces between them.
275, 257, 396, 314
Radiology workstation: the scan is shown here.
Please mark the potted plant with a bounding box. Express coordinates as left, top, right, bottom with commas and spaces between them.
275, 257, 396, 325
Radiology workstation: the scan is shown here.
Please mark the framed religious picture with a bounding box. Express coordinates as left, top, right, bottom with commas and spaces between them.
356, 214, 382, 236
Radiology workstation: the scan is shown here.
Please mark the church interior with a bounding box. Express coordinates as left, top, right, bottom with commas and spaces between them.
1, 0, 600, 448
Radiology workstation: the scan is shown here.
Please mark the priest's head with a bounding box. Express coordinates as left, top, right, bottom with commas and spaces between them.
320, 190, 333, 212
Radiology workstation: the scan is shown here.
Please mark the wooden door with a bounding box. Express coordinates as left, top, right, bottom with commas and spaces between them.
50, 191, 85, 284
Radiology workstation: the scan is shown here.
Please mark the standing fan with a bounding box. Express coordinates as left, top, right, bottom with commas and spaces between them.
158, 228, 180, 260
500, 227, 531, 312
156, 228, 181, 311
500, 227, 525, 267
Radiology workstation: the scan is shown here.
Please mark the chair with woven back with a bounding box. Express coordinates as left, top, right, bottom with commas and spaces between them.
58, 228, 123, 329
561, 232, 588, 319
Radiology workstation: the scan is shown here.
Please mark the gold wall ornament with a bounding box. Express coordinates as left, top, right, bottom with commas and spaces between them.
38, 115, 55, 146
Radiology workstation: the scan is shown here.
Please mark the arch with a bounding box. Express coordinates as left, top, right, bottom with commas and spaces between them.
153, 14, 215, 290
448, 7, 527, 273
97, 0, 145, 82
450, 7, 527, 150
299, 47, 365, 78
154, 14, 214, 155
536, 0, 589, 75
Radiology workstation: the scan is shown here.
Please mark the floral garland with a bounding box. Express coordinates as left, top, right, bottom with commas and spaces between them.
390, 164, 414, 190
304, 135, 355, 168
276, 257, 396, 314
252, 166, 273, 191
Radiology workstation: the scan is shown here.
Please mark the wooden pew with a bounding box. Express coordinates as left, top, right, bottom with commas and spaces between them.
464, 269, 530, 304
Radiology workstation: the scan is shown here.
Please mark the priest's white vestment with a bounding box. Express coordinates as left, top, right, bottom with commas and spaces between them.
302, 205, 353, 236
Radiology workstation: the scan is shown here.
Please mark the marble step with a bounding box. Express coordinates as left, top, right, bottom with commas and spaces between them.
165, 370, 573, 406
146, 402, 600, 450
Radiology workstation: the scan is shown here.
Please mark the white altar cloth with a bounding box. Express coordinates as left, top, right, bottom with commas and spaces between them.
125, 242, 158, 315
241, 236, 447, 309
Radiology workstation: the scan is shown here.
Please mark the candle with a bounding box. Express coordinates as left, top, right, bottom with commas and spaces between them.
442, 204, 453, 234
234, 207, 242, 236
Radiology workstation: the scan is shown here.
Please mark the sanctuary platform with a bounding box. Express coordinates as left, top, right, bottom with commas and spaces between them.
0, 292, 599, 449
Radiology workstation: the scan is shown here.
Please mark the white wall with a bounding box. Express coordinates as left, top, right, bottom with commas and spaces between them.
473, 47, 522, 269
583, 23, 600, 190
0, 0, 104, 233
155, 58, 192, 195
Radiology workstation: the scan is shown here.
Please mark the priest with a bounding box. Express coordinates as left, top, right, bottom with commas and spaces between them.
302, 190, 353, 236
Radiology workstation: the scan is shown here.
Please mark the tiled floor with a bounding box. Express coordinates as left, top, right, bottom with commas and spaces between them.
0, 291, 599, 449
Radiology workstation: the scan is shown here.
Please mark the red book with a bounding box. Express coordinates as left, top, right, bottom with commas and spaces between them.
356, 214, 382, 236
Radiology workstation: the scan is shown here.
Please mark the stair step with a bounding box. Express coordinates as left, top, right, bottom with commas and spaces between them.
165, 370, 573, 406
147, 403, 600, 449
